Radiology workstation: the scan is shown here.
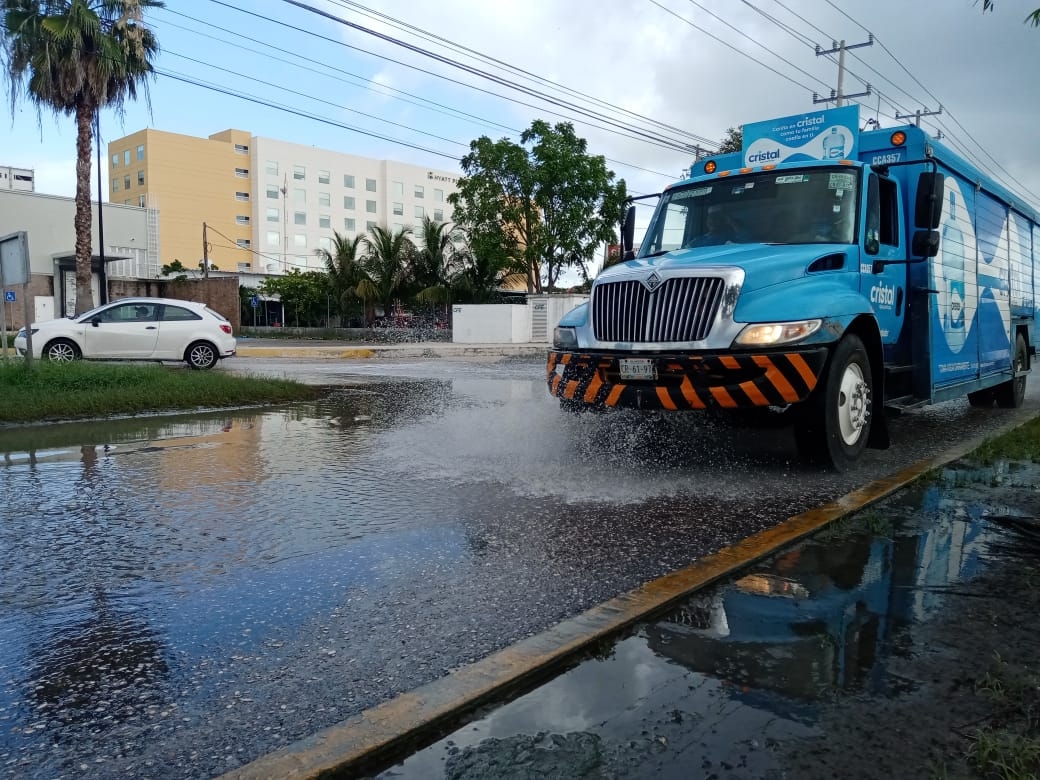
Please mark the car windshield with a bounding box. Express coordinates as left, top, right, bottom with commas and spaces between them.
638, 167, 860, 256
73, 303, 111, 321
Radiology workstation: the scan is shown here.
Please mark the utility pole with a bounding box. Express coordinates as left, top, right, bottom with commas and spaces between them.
814, 35, 873, 106
280, 173, 289, 274
202, 222, 209, 279
896, 106, 943, 127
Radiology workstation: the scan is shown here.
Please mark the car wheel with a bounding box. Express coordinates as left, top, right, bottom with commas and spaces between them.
185, 341, 219, 370
43, 338, 81, 363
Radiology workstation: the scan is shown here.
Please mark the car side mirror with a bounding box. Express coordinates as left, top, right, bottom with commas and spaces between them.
91, 316, 102, 327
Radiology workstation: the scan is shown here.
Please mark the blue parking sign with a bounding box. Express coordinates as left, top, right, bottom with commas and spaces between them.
4, 290, 14, 302
250, 295, 259, 308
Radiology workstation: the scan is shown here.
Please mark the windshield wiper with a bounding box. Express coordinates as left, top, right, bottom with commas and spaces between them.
641, 250, 670, 259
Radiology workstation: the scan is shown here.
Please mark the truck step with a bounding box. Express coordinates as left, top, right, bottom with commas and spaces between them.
884, 395, 929, 411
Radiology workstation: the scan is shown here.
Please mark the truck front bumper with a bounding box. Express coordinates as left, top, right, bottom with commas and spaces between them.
547, 348, 830, 410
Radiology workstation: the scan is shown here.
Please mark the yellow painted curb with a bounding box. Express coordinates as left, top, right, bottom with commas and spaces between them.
236, 347, 377, 359
221, 407, 1039, 779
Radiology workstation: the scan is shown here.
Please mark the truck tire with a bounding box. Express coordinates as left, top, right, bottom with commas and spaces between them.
967, 388, 995, 408
995, 333, 1028, 409
795, 334, 872, 471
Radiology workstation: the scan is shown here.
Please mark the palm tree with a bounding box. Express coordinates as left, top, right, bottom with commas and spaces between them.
1, 0, 162, 314
359, 225, 414, 324
316, 230, 364, 324
412, 216, 462, 321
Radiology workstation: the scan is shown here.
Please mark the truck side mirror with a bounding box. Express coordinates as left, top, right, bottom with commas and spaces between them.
912, 229, 940, 257
621, 205, 636, 260
915, 172, 944, 229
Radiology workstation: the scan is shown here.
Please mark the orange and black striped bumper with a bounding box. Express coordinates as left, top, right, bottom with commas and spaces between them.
547, 348, 829, 410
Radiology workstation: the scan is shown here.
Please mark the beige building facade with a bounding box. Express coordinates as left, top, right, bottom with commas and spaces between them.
108, 129, 462, 275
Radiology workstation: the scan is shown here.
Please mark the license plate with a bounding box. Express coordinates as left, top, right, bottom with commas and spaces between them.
619, 358, 657, 381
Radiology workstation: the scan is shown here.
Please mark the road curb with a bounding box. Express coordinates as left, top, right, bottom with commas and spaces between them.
235, 344, 550, 360
220, 407, 1039, 779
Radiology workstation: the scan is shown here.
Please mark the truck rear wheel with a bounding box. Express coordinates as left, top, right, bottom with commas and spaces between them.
995, 333, 1028, 409
795, 334, 872, 471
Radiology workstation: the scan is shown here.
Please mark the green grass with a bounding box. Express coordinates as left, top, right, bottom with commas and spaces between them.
0, 360, 322, 423
971, 416, 1040, 464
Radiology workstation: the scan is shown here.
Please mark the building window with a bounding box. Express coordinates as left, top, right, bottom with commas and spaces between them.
414, 205, 424, 219
414, 185, 424, 199
294, 211, 306, 225
344, 174, 355, 188
124, 199, 132, 205
266, 207, 279, 222
237, 239, 251, 249
266, 184, 279, 199
236, 191, 250, 201
434, 188, 444, 202
343, 195, 355, 210
293, 233, 307, 248
236, 215, 250, 225
234, 143, 249, 154
237, 262, 251, 272
366, 220, 377, 230
137, 145, 144, 161
123, 175, 130, 190
366, 200, 377, 213
319, 214, 331, 228
137, 170, 144, 186
344, 217, 356, 232
394, 222, 405, 232
266, 231, 280, 246
293, 188, 306, 204
235, 167, 249, 178
318, 170, 330, 184
138, 195, 146, 207
266, 160, 279, 176
366, 178, 377, 192
123, 150, 130, 165
112, 178, 120, 192
392, 181, 403, 197
433, 208, 443, 221
112, 153, 119, 168
318, 192, 330, 207
319, 236, 333, 251
293, 165, 305, 180
392, 202, 403, 216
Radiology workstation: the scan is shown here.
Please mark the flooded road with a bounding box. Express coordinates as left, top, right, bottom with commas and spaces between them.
0, 356, 1036, 778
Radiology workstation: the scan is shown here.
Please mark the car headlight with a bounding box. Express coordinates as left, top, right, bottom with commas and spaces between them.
16, 328, 26, 339
553, 326, 578, 350
734, 319, 821, 347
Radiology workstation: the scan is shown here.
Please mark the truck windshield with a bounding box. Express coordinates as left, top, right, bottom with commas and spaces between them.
638, 167, 860, 256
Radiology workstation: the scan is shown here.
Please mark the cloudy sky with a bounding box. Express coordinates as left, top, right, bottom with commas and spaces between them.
2, 0, 1038, 228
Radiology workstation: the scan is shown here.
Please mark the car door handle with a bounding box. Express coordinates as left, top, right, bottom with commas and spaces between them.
146, 326, 157, 330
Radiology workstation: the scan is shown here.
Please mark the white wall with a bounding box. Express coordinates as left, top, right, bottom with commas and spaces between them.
452, 304, 532, 343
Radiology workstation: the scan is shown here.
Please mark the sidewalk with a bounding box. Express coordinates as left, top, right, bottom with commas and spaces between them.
234, 338, 550, 360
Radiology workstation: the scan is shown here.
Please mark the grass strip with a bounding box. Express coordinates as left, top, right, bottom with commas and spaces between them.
0, 360, 320, 423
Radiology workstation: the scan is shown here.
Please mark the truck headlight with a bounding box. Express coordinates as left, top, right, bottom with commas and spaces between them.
553, 326, 578, 349
734, 319, 821, 347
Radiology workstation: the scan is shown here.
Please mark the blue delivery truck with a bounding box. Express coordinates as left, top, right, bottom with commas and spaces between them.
547, 106, 1039, 470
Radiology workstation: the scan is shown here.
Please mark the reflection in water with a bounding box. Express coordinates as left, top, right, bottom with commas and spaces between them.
382, 483, 995, 779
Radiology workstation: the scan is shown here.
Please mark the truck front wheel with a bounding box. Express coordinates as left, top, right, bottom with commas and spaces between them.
795, 334, 873, 471
995, 333, 1028, 409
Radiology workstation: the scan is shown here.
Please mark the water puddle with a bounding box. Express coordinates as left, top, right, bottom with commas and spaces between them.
379, 460, 1040, 779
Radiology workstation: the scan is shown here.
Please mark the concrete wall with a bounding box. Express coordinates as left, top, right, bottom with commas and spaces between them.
451, 304, 532, 344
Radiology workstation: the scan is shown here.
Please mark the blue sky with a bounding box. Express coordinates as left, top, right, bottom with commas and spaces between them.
3, 0, 1039, 262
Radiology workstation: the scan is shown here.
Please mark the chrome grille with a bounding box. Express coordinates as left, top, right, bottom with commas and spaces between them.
592, 276, 726, 343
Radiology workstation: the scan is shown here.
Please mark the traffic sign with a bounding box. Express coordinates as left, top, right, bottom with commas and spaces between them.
250, 295, 259, 308
4, 291, 14, 303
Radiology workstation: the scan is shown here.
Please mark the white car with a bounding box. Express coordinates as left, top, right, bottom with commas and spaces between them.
14, 297, 237, 370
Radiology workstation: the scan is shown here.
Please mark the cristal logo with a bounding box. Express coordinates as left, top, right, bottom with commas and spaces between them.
870, 283, 896, 306
748, 148, 781, 163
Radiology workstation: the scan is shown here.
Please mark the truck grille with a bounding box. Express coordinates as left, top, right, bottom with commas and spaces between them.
592, 277, 726, 343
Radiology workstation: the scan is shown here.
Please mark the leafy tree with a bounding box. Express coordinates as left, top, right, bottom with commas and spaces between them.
1, 0, 163, 314
161, 259, 188, 280
450, 119, 627, 294
317, 230, 365, 323
259, 269, 329, 327
412, 216, 463, 307
717, 126, 743, 154
981, 1, 1040, 26
359, 225, 414, 321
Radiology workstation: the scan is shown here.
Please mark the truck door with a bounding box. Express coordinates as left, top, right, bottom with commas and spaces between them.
930, 177, 979, 387
861, 172, 906, 346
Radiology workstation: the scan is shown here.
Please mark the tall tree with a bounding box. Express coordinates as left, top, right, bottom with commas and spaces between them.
1, 0, 162, 314
412, 216, 462, 307
716, 126, 743, 154
450, 120, 627, 294
981, 1, 1040, 26
359, 225, 414, 322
